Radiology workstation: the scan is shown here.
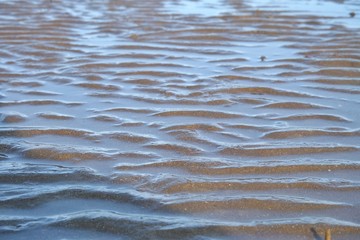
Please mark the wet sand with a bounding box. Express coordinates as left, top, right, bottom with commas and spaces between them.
1, 0, 360, 239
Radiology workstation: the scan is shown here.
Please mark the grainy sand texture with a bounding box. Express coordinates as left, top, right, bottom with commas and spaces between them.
1, 0, 360, 239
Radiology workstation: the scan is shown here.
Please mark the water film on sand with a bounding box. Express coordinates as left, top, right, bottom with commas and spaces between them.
1, 0, 360, 239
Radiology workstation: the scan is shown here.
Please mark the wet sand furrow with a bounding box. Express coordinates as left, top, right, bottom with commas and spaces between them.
0, 128, 94, 138
268, 114, 351, 122
144, 142, 203, 156
263, 129, 360, 139
162, 178, 360, 194
0, 112, 28, 123
0, 100, 83, 107
152, 110, 242, 118
258, 102, 331, 109
116, 159, 360, 175
209, 87, 314, 97
0, 186, 161, 210
220, 145, 357, 157
36, 112, 75, 120
1, 213, 360, 238
0, 162, 105, 184
164, 197, 350, 213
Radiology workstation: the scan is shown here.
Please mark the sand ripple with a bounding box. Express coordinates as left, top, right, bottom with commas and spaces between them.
1, 0, 360, 239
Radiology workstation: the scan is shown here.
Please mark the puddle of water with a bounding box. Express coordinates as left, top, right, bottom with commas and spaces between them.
163, 0, 235, 16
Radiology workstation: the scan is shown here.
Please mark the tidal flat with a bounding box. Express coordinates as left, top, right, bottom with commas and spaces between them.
1, 0, 360, 239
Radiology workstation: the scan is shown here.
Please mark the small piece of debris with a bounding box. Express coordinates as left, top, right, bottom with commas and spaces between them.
325, 229, 331, 240
130, 34, 139, 40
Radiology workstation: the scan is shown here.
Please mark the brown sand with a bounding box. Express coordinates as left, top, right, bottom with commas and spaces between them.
0, 0, 359, 239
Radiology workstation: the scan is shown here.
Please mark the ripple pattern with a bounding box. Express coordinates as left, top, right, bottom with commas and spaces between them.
1, 0, 360, 239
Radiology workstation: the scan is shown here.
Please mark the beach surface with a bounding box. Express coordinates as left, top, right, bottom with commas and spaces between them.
1, 0, 360, 239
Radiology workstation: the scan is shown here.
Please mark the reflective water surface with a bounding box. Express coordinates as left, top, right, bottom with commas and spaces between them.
1, 0, 360, 239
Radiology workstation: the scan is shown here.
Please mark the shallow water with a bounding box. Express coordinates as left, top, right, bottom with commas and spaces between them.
1, 0, 360, 239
